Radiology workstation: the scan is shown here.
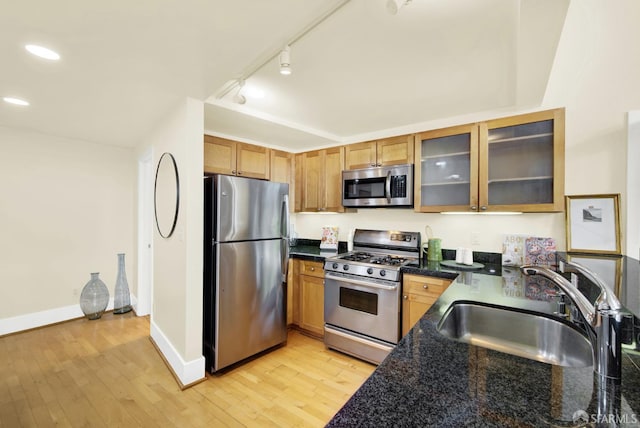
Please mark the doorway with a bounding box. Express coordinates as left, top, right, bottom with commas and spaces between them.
137, 148, 154, 316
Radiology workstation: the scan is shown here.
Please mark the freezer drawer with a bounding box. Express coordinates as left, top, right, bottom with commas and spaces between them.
206, 239, 287, 372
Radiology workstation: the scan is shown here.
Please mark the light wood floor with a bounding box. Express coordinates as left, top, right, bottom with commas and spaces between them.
0, 312, 375, 427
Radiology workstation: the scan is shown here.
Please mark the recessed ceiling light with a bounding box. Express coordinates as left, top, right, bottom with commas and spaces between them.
25, 44, 60, 60
3, 97, 30, 106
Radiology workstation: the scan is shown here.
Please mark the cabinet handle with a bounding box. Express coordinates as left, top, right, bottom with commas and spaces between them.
470, 205, 477, 211
377, 163, 382, 167
423, 284, 429, 289
370, 163, 376, 167
310, 267, 315, 271
232, 170, 237, 175
403, 295, 408, 300
238, 171, 242, 175
480, 206, 487, 211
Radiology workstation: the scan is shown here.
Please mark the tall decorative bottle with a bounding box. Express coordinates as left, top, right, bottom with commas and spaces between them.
113, 253, 132, 314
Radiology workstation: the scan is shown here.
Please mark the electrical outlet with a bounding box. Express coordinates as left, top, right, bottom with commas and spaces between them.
471, 232, 480, 245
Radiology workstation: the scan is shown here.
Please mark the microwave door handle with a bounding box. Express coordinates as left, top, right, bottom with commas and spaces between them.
385, 171, 392, 203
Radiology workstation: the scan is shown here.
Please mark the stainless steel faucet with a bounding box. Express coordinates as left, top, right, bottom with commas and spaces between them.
521, 261, 623, 382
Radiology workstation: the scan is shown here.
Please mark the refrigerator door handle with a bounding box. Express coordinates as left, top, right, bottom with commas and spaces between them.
281, 238, 289, 282
281, 194, 290, 239
280, 194, 290, 282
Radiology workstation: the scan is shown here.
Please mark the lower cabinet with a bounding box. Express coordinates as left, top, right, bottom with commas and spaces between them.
402, 274, 453, 336
291, 259, 325, 338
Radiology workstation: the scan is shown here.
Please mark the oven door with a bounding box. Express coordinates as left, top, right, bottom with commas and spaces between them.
324, 271, 400, 344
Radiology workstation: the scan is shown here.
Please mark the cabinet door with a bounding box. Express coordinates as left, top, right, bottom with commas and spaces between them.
402, 275, 452, 336
479, 108, 565, 212
237, 142, 270, 179
323, 146, 345, 212
414, 124, 479, 212
288, 259, 299, 326
376, 135, 413, 167
345, 141, 377, 170
301, 150, 323, 212
294, 153, 303, 212
204, 135, 236, 175
299, 274, 324, 337
270, 149, 293, 211
270, 149, 292, 184
402, 293, 435, 337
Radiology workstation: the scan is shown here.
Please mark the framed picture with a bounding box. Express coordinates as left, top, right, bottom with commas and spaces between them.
565, 194, 621, 255
567, 254, 623, 295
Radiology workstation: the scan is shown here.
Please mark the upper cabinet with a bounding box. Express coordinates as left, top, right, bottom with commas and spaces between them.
297, 146, 346, 212
414, 108, 565, 213
344, 135, 414, 170
204, 135, 270, 179
270, 149, 294, 212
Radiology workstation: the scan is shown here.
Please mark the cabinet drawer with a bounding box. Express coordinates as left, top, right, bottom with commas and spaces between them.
403, 275, 452, 297
299, 260, 324, 278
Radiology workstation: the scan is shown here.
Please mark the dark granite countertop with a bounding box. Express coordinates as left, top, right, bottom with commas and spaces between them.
327, 264, 640, 427
289, 239, 347, 262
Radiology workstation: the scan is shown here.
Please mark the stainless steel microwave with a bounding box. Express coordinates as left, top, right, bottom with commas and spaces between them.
342, 164, 413, 208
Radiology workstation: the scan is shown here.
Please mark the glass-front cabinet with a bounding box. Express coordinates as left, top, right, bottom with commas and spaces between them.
415, 124, 479, 211
415, 108, 565, 213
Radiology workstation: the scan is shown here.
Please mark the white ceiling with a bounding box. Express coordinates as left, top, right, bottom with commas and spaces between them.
1, 0, 569, 150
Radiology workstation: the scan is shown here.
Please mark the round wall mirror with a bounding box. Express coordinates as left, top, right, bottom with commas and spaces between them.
154, 152, 180, 238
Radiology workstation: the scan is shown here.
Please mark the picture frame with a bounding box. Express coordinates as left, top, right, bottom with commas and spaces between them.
565, 194, 621, 255
566, 254, 623, 295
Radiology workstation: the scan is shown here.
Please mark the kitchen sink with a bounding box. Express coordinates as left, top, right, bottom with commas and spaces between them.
437, 301, 593, 368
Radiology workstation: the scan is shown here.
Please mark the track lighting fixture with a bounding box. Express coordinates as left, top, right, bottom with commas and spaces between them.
233, 80, 246, 104
386, 0, 411, 14
279, 46, 292, 75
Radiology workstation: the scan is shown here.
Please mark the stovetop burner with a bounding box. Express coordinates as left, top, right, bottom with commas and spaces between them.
335, 252, 414, 268
324, 229, 421, 281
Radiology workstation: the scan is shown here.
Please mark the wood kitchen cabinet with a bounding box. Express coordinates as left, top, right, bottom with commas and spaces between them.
204, 135, 270, 179
270, 149, 294, 211
402, 274, 452, 336
292, 259, 325, 337
344, 135, 414, 170
298, 146, 346, 212
414, 108, 565, 213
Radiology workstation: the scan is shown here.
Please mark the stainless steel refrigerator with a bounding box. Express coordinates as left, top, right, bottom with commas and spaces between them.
203, 175, 289, 372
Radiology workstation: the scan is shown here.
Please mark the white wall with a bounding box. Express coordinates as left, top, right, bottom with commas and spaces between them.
295, 1, 640, 256
293, 211, 563, 253
0, 127, 135, 334
138, 98, 204, 386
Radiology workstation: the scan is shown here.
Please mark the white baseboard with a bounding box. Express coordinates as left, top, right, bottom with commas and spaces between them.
150, 320, 205, 387
0, 295, 139, 336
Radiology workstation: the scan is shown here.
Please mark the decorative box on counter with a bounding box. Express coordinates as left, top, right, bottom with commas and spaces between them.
320, 226, 339, 251
502, 234, 556, 266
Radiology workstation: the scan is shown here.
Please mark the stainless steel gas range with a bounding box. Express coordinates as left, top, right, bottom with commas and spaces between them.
323, 229, 421, 364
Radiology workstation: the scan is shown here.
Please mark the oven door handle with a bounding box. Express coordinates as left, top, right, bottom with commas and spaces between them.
325, 272, 398, 291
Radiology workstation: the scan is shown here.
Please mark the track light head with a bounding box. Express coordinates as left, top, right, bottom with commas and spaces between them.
387, 0, 411, 14
279, 46, 292, 75
233, 79, 246, 104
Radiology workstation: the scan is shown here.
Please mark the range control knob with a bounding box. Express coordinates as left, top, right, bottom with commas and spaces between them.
366, 268, 374, 275
343, 264, 349, 271
332, 263, 339, 269
380, 270, 386, 277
